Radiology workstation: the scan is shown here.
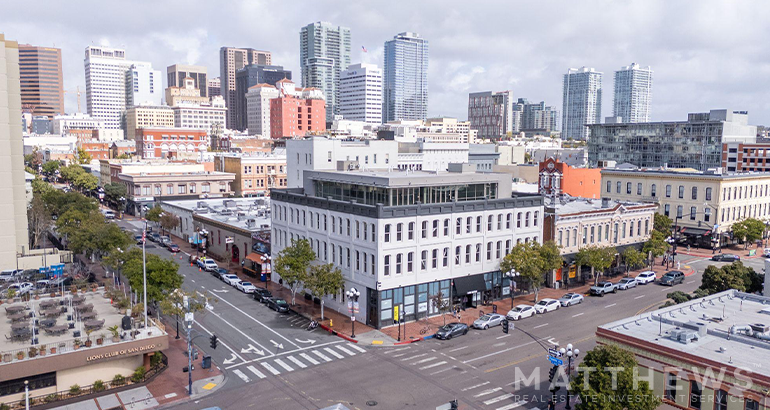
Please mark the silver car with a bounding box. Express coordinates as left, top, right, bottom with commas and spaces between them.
617, 277, 638, 290
472, 313, 506, 330
558, 293, 584, 306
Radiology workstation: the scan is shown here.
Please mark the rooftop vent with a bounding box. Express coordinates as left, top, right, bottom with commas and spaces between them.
750, 323, 769, 334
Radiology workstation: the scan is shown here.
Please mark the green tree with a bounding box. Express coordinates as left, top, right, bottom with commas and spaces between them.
304, 263, 344, 320
570, 344, 660, 410
73, 171, 98, 191
642, 230, 669, 266
158, 288, 216, 324
31, 177, 55, 197
653, 213, 672, 234
500, 242, 548, 302
274, 239, 315, 305
75, 148, 93, 165
24, 148, 44, 169
27, 196, 53, 249
121, 248, 183, 305
430, 290, 451, 325
621, 248, 645, 275
159, 212, 180, 236
698, 262, 759, 295
103, 182, 127, 205
145, 205, 163, 224
41, 161, 60, 175
576, 246, 617, 286
540, 241, 564, 286
731, 218, 765, 248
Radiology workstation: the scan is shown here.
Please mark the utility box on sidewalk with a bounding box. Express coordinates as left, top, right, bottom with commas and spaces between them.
202, 355, 211, 369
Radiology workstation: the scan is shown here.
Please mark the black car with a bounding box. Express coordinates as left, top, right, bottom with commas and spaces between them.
266, 298, 289, 313
253, 288, 272, 303
214, 268, 228, 280
711, 253, 740, 262
434, 322, 469, 340
660, 270, 685, 286
134, 235, 143, 245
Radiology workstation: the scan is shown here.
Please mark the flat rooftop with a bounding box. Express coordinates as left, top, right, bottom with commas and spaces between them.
306, 168, 512, 188
546, 197, 656, 215
162, 197, 271, 232
601, 167, 770, 179
599, 290, 770, 379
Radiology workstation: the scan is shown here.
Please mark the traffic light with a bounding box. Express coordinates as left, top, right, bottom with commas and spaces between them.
501, 319, 509, 334
548, 365, 558, 383
210, 335, 218, 349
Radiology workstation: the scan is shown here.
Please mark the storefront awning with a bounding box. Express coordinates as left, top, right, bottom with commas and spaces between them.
680, 227, 711, 236
246, 252, 268, 263
453, 275, 487, 296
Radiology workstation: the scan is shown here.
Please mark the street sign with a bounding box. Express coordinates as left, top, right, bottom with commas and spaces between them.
548, 356, 564, 366
548, 348, 562, 358
351, 316, 356, 322
393, 305, 399, 322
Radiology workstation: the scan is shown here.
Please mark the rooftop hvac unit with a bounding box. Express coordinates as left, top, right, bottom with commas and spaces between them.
750, 323, 769, 334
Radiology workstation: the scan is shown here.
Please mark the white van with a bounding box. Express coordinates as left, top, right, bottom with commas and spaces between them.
0, 269, 23, 282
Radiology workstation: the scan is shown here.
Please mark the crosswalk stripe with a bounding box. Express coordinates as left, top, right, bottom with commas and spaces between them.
483, 393, 514, 405
412, 357, 437, 365
348, 343, 367, 353
300, 352, 320, 365
260, 362, 281, 375
401, 353, 428, 361
384, 347, 410, 355
335, 345, 356, 356
246, 365, 266, 379
287, 355, 307, 369
312, 350, 332, 362
462, 381, 490, 391
274, 358, 294, 372
232, 369, 251, 383
324, 347, 345, 359
474, 387, 502, 397
419, 360, 447, 370
494, 400, 527, 410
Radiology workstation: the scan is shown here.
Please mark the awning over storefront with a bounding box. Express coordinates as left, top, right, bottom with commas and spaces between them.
680, 227, 711, 236
453, 275, 487, 295
246, 252, 267, 263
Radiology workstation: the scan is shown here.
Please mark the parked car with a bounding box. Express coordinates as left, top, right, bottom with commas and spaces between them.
534, 298, 560, 314
35, 280, 51, 290
48, 276, 73, 289
763, 248, 770, 258
214, 268, 229, 280
472, 313, 506, 330
149, 232, 161, 242
236, 281, 257, 294
134, 235, 144, 245
635, 271, 657, 285
7, 282, 33, 295
266, 298, 290, 313
616, 277, 639, 290
712, 253, 740, 262
590, 281, 617, 296
166, 243, 180, 253
160, 236, 171, 245
434, 322, 469, 340
253, 288, 272, 302
659, 270, 685, 286
103, 210, 115, 220
0, 269, 23, 282
197, 258, 218, 272
558, 293, 584, 307
506, 304, 536, 321
222, 274, 241, 286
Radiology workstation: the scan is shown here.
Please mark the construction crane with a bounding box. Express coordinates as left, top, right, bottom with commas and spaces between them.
64, 86, 82, 113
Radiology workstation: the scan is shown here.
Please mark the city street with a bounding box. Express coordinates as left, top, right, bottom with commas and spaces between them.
119, 214, 749, 410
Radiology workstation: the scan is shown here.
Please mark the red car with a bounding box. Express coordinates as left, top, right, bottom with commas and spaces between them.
166, 243, 180, 253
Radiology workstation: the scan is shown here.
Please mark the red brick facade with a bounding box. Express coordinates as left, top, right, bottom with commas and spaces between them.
135, 128, 208, 159
269, 96, 325, 139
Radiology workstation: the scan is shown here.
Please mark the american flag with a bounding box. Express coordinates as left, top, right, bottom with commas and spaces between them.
361, 45, 367, 53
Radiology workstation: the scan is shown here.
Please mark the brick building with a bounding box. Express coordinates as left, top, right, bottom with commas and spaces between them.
269, 79, 325, 139
722, 142, 770, 173
215, 154, 287, 197
134, 127, 208, 159
77, 140, 111, 160
538, 157, 602, 199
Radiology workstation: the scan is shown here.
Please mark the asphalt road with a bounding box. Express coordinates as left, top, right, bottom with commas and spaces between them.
118, 220, 762, 410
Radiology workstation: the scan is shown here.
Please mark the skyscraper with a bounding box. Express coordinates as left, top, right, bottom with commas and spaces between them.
300, 21, 351, 122
234, 65, 292, 131
383, 32, 429, 122
339, 63, 382, 124
219, 47, 272, 128
0, 34, 30, 270
613, 63, 652, 123
468, 91, 514, 139
167, 64, 208, 97
85, 46, 154, 130
208, 77, 221, 97
18, 44, 63, 117
125, 63, 162, 107
562, 67, 602, 140
515, 98, 559, 132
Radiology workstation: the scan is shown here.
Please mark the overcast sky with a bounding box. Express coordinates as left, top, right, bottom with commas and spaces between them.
3, 0, 770, 125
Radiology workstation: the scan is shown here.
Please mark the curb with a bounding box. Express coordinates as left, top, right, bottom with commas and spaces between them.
318, 323, 359, 343
394, 334, 433, 345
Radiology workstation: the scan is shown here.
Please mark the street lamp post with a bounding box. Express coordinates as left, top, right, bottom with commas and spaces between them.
506, 270, 519, 309
24, 380, 28, 410
142, 220, 148, 331
345, 287, 360, 339
561, 343, 580, 410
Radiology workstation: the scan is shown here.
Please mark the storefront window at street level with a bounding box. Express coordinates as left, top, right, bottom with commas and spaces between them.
0, 372, 55, 397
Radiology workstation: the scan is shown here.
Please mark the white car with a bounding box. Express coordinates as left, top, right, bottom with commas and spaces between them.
506, 304, 536, 321
617, 277, 639, 290
534, 298, 560, 314
200, 259, 219, 272
472, 313, 506, 330
236, 281, 257, 294
558, 293, 584, 307
7, 282, 33, 296
222, 274, 241, 286
635, 271, 657, 285
0, 269, 23, 282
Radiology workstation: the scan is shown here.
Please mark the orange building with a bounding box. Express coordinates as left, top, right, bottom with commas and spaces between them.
538, 157, 601, 198
269, 95, 325, 139
78, 140, 111, 160
134, 128, 208, 159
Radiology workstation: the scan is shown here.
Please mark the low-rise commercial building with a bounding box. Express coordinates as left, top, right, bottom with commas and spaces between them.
215, 153, 287, 197
269, 79, 326, 139
468, 144, 500, 172
271, 166, 544, 328
722, 141, 770, 173
171, 97, 226, 133
118, 168, 234, 215
134, 128, 208, 159
538, 158, 601, 199
397, 141, 468, 172
597, 290, 770, 410
124, 105, 174, 140
77, 140, 111, 160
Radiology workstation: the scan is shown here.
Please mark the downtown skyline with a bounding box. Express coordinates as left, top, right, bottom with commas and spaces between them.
2, 1, 769, 125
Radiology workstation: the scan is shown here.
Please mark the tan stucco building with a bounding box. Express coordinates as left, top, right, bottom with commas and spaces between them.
124, 105, 174, 140
601, 167, 770, 247
215, 154, 287, 197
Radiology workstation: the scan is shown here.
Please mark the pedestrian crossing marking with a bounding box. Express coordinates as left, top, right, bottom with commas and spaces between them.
274, 358, 294, 372
287, 355, 308, 368
494, 400, 527, 410
300, 352, 320, 365
474, 387, 502, 397
246, 365, 266, 379
348, 343, 366, 353
483, 393, 514, 405
412, 356, 437, 365
232, 369, 251, 383
419, 360, 447, 370
324, 347, 345, 359
260, 362, 281, 375
312, 350, 333, 362
336, 345, 356, 356
462, 381, 490, 391
401, 353, 428, 361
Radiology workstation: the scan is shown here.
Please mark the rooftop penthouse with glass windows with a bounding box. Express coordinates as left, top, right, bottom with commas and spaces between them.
271, 164, 543, 329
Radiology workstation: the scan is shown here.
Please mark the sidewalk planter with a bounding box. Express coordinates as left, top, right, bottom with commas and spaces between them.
16, 351, 24, 360
3, 353, 11, 362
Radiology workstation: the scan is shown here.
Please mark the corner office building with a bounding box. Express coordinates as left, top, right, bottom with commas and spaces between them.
271, 166, 543, 328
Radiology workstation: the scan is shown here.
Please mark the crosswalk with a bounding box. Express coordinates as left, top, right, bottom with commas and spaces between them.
233, 343, 366, 382
382, 347, 542, 410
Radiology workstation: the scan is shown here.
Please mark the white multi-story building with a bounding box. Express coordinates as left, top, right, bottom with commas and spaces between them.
84, 46, 135, 129
245, 84, 280, 137
613, 63, 653, 123
125, 62, 162, 107
562, 67, 603, 140
172, 96, 227, 132
339, 63, 382, 124
467, 90, 514, 139
51, 113, 105, 135
271, 165, 544, 328
286, 137, 399, 188
397, 141, 469, 171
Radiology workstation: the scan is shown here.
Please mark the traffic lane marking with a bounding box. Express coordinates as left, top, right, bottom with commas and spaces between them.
213, 293, 300, 349
463, 337, 550, 364
604, 303, 617, 309
485, 334, 596, 373
224, 340, 345, 370
193, 320, 247, 364
572, 313, 584, 318
206, 308, 273, 357
532, 323, 548, 329
474, 387, 502, 397
462, 381, 490, 391
634, 295, 646, 299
